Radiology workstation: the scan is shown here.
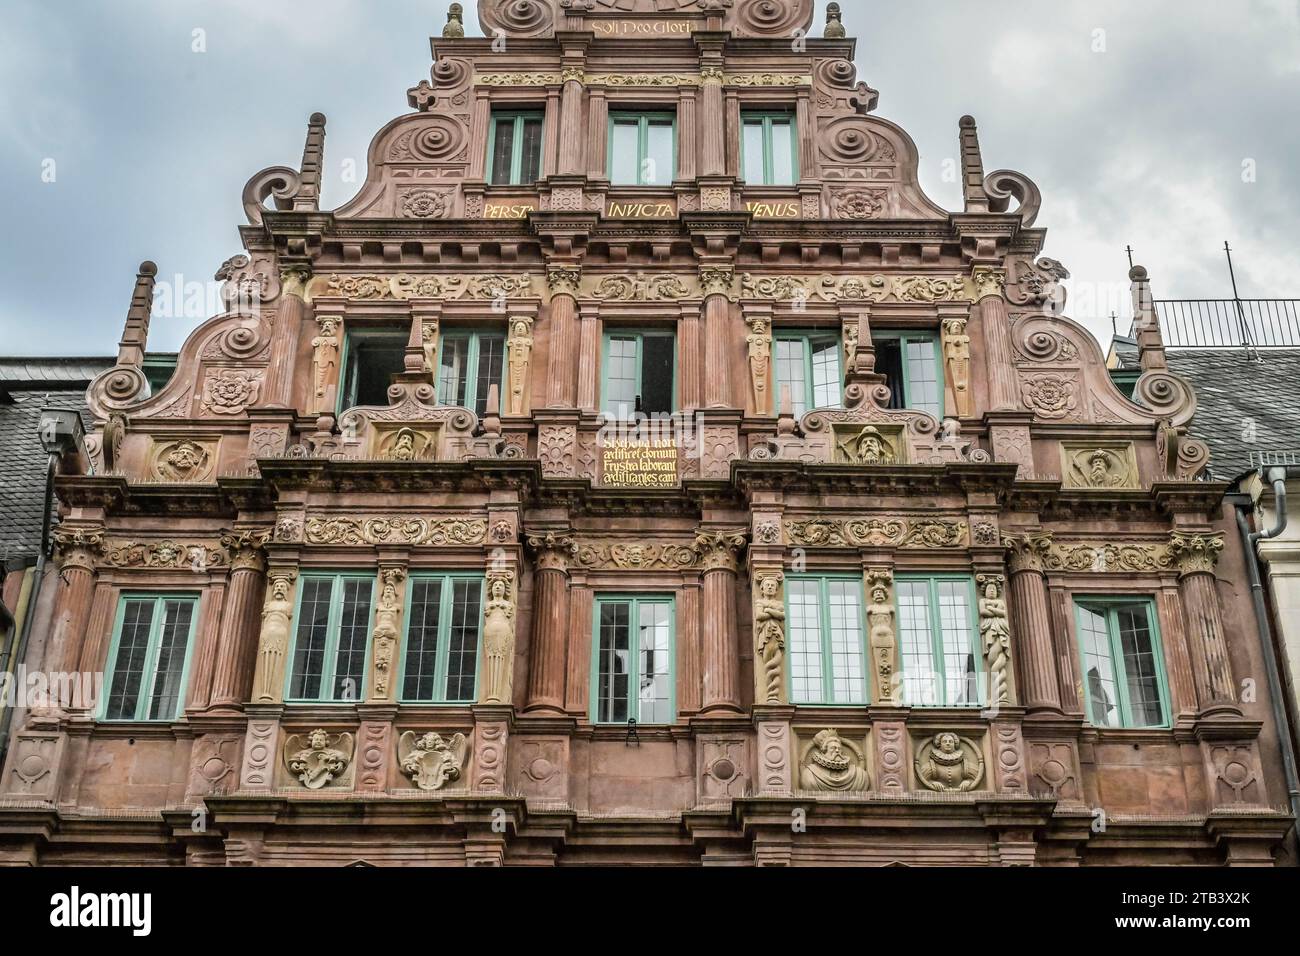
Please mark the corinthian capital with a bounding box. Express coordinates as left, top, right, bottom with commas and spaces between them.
51, 526, 106, 571
698, 265, 736, 298
694, 529, 748, 572
972, 266, 1007, 301
220, 528, 273, 571
1168, 530, 1224, 576
546, 265, 582, 298
526, 531, 579, 572
1002, 530, 1053, 574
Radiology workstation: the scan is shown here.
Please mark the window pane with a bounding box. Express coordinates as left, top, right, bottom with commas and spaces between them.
810, 338, 841, 410
610, 120, 640, 185
876, 339, 905, 410
290, 578, 334, 700
519, 117, 543, 183
774, 338, 809, 418
445, 579, 482, 702
605, 336, 639, 418
474, 334, 506, 417
490, 116, 516, 185
644, 119, 673, 185
897, 581, 937, 705
638, 602, 672, 723
106, 599, 156, 720
936, 581, 978, 706
598, 601, 631, 722
1116, 605, 1163, 727
742, 119, 766, 183
769, 119, 795, 185
905, 338, 942, 417
787, 580, 823, 703
146, 599, 193, 720
332, 579, 372, 700
827, 581, 865, 704
403, 578, 443, 701
438, 336, 470, 408
640, 334, 675, 415
1078, 605, 1120, 727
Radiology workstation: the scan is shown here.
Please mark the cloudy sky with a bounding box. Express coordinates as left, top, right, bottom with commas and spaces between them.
1, 0, 1296, 356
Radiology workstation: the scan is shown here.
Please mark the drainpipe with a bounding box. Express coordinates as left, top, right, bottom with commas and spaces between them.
1232, 466, 1300, 829
0, 451, 58, 764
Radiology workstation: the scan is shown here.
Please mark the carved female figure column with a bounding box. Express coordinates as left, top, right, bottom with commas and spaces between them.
751, 567, 788, 706
368, 566, 406, 702
208, 530, 271, 710
745, 311, 772, 415
697, 530, 747, 714
251, 568, 297, 703
309, 316, 341, 415
506, 316, 534, 416
865, 568, 898, 704
977, 572, 1015, 706
1169, 531, 1236, 708
940, 307, 973, 418
1003, 532, 1062, 714
479, 569, 517, 705
524, 534, 576, 713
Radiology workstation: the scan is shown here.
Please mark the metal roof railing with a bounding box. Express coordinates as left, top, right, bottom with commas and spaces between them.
1137, 299, 1300, 349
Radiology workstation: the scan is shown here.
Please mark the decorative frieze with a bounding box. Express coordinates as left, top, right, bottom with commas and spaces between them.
740, 273, 974, 304
303, 516, 487, 546
398, 731, 468, 791
574, 541, 699, 570
313, 273, 539, 302
473, 71, 812, 88
585, 272, 698, 301
101, 538, 229, 571
785, 517, 968, 549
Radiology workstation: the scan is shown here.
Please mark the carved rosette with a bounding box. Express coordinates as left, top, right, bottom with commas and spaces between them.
694, 530, 747, 573
972, 266, 1007, 301
1003, 531, 1053, 574
1168, 531, 1225, 577
527, 532, 578, 573
546, 265, 581, 298
51, 527, 106, 572
751, 568, 787, 705
976, 573, 1012, 706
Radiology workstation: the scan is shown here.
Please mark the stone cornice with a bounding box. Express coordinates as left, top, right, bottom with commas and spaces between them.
256, 458, 540, 496
732, 461, 1019, 498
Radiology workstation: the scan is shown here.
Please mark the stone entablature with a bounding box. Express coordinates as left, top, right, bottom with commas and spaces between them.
4, 0, 1288, 868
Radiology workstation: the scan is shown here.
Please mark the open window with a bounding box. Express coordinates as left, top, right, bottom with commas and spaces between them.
874, 331, 943, 419
602, 330, 675, 419
340, 328, 407, 410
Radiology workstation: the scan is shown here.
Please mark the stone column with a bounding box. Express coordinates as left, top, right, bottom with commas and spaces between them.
1170, 532, 1235, 708
696, 531, 747, 715
261, 266, 310, 410
576, 304, 600, 412
587, 88, 608, 179
525, 534, 577, 714
49, 528, 105, 683
250, 567, 298, 704
545, 265, 581, 407
974, 266, 1017, 411
677, 87, 698, 182
700, 62, 725, 177
558, 65, 586, 176
699, 265, 735, 408
1004, 532, 1062, 714
208, 530, 270, 710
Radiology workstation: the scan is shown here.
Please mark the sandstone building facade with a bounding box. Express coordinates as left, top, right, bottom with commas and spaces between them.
0, 0, 1293, 866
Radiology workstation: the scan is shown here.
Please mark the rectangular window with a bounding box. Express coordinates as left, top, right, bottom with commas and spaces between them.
340, 328, 407, 411
602, 330, 675, 418
1074, 598, 1168, 728
741, 112, 798, 186
591, 596, 674, 724
287, 574, 374, 702
438, 330, 506, 417
400, 574, 483, 703
896, 576, 981, 706
786, 577, 867, 705
773, 332, 842, 417
488, 110, 544, 186
874, 332, 943, 419
608, 112, 676, 186
102, 594, 198, 721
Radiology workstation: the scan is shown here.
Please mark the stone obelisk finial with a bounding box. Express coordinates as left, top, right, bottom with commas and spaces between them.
443, 2, 465, 37
824, 2, 847, 38
116, 261, 158, 368
292, 112, 327, 211
1130, 265, 1168, 371
959, 116, 990, 213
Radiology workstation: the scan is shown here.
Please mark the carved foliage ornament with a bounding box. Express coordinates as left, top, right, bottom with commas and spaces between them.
284, 728, 354, 790
304, 516, 487, 546
317, 273, 538, 302
786, 517, 968, 549
740, 273, 973, 304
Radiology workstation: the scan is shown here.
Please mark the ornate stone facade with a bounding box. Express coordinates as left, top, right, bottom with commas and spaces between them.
0, 0, 1290, 869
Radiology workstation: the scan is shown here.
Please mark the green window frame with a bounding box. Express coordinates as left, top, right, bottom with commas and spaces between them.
399, 573, 484, 703
285, 573, 374, 703
740, 111, 798, 186
437, 329, 507, 418
773, 330, 843, 417
590, 595, 676, 725
601, 329, 676, 419
338, 327, 407, 412
873, 331, 944, 420
895, 575, 983, 707
784, 575, 868, 705
486, 110, 544, 186
100, 593, 199, 722
1073, 597, 1170, 729
607, 111, 677, 186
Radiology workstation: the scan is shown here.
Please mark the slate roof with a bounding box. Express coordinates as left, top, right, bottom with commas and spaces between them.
0, 358, 111, 563
1166, 348, 1300, 480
